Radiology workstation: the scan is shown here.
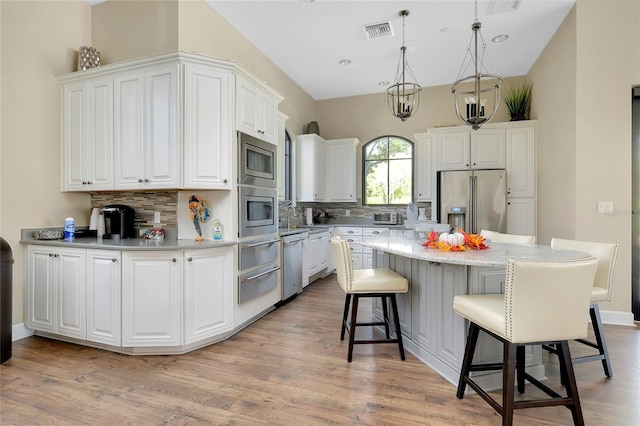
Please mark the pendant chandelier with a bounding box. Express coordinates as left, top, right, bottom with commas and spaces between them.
451, 0, 503, 130
387, 10, 421, 122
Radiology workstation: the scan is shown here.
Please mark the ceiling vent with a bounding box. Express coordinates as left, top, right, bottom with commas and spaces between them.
488, 0, 522, 14
363, 21, 394, 40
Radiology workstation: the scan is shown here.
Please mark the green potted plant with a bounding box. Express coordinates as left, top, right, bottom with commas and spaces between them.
502, 81, 532, 121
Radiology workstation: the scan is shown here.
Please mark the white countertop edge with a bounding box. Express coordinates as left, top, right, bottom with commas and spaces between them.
20, 236, 237, 251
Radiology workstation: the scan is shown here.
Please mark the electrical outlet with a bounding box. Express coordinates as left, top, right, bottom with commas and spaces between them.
597, 201, 613, 214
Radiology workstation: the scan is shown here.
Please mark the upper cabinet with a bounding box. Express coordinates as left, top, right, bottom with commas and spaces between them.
433, 127, 505, 171
113, 63, 180, 190
236, 75, 280, 145
58, 52, 282, 192
296, 134, 325, 202
414, 133, 433, 202
325, 138, 358, 202
61, 76, 114, 191
505, 124, 536, 198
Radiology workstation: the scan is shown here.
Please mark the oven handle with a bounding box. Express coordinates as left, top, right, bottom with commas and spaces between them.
241, 265, 281, 282
241, 239, 280, 249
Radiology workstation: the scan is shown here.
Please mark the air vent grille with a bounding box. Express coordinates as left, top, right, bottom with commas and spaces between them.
363, 21, 394, 40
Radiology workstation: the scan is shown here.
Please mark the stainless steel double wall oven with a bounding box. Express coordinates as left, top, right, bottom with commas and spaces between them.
237, 132, 279, 304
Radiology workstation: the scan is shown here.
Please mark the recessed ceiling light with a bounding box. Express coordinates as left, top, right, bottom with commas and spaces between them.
379, 81, 389, 86
339, 59, 352, 66
492, 34, 509, 43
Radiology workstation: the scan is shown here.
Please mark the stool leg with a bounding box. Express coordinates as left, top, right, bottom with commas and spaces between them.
590, 303, 613, 378
381, 296, 391, 338
503, 342, 517, 426
516, 345, 526, 394
341, 294, 351, 341
457, 322, 481, 399
557, 340, 585, 426
347, 295, 360, 362
390, 294, 405, 361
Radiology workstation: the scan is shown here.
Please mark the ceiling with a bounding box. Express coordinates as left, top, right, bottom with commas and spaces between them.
205, 0, 575, 100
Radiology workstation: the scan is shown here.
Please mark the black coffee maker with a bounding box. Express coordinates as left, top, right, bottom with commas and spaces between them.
102, 204, 136, 239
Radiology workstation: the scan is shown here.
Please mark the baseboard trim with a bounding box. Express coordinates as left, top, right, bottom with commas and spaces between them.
600, 310, 636, 327
12, 323, 34, 341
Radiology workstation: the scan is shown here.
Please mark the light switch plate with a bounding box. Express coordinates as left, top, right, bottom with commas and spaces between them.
597, 201, 613, 214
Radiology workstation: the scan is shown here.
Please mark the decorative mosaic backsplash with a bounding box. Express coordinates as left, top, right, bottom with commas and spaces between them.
279, 201, 432, 225
90, 192, 178, 228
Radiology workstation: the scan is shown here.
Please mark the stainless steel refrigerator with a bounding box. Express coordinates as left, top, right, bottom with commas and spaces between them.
437, 169, 507, 234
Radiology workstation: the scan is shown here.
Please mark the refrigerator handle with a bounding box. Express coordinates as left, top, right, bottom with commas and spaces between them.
471, 175, 477, 233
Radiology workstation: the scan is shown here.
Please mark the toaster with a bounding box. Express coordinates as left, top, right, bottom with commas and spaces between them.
373, 212, 398, 225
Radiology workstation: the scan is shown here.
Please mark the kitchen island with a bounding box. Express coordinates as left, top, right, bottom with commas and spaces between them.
361, 230, 591, 390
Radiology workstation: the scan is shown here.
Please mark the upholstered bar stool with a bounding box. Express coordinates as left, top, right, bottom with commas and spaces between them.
545, 238, 620, 378
453, 257, 599, 426
480, 229, 536, 246
330, 236, 409, 362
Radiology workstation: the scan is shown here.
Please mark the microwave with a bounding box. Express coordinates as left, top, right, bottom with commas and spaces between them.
239, 186, 277, 238
239, 132, 277, 188
373, 212, 398, 225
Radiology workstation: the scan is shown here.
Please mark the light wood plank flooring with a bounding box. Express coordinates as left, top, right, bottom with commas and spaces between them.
1, 275, 638, 425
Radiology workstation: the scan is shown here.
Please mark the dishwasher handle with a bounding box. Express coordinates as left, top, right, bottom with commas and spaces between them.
284, 237, 305, 244
241, 265, 281, 282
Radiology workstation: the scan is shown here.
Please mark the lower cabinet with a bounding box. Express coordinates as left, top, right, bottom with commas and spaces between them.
27, 246, 87, 339
303, 230, 331, 286
87, 249, 121, 346
122, 251, 183, 347
183, 248, 233, 345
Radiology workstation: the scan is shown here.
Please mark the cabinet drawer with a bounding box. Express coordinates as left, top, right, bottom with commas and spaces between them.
335, 226, 362, 236
363, 227, 388, 239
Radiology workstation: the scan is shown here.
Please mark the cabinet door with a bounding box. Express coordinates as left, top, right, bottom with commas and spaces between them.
297, 134, 325, 202
122, 251, 183, 346
56, 248, 87, 339
183, 63, 232, 189
114, 70, 145, 188
318, 233, 329, 270
27, 246, 56, 332
471, 128, 505, 169
507, 197, 536, 236
259, 93, 279, 145
435, 131, 470, 170
61, 77, 113, 191
313, 137, 326, 200
506, 125, 535, 197
325, 139, 358, 202
87, 250, 121, 346
236, 76, 260, 138
144, 63, 180, 188
184, 248, 233, 345
414, 133, 433, 201
308, 236, 321, 275
434, 263, 466, 371
412, 260, 436, 351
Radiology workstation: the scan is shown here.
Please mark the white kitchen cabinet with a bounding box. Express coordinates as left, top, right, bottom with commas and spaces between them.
506, 124, 536, 198
86, 250, 121, 346
61, 76, 114, 191
362, 227, 388, 269
277, 112, 289, 201
297, 134, 326, 202
122, 251, 183, 347
236, 74, 280, 145
433, 127, 505, 171
305, 230, 331, 281
334, 227, 363, 270
27, 246, 86, 340
414, 133, 434, 202
114, 63, 180, 190
507, 197, 537, 236
325, 138, 359, 202
183, 63, 233, 189
183, 247, 233, 345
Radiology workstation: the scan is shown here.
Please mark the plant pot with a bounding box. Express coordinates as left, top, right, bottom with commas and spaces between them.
510, 116, 527, 121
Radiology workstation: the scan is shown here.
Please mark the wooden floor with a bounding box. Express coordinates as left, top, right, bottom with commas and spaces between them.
1, 275, 639, 425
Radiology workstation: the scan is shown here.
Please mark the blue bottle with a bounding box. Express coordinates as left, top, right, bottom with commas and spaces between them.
64, 217, 75, 241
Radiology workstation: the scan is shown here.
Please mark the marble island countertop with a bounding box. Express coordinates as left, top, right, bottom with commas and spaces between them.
360, 230, 592, 267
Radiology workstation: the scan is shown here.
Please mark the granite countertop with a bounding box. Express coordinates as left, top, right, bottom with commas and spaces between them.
361, 230, 592, 268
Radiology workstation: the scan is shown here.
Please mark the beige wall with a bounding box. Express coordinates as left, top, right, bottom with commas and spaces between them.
530, 0, 639, 314
1, 1, 93, 324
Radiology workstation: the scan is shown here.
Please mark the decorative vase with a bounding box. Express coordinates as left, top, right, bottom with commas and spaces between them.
417, 208, 427, 221
77, 46, 101, 71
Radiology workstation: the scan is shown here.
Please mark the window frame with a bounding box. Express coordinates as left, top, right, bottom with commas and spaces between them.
361, 135, 414, 206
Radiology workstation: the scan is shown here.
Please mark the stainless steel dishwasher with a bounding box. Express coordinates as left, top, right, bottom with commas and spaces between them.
281, 231, 307, 301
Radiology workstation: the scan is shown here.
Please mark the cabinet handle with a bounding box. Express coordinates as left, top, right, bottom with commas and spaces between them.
82, 181, 87, 185
49, 253, 53, 257
373, 231, 380, 234
87, 181, 92, 185
144, 178, 150, 183
172, 258, 177, 262
138, 179, 144, 183
187, 257, 193, 262
224, 179, 228, 183
507, 202, 511, 205
112, 258, 117, 263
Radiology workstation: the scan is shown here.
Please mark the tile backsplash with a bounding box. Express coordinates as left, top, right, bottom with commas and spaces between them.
91, 192, 178, 227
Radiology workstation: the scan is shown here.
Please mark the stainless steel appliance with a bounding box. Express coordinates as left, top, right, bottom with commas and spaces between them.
281, 232, 307, 301
102, 204, 136, 239
239, 186, 277, 238
238, 237, 280, 304
373, 211, 398, 225
239, 131, 277, 188
437, 169, 506, 234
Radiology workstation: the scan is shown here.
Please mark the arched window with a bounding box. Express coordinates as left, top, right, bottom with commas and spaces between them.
362, 136, 413, 205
